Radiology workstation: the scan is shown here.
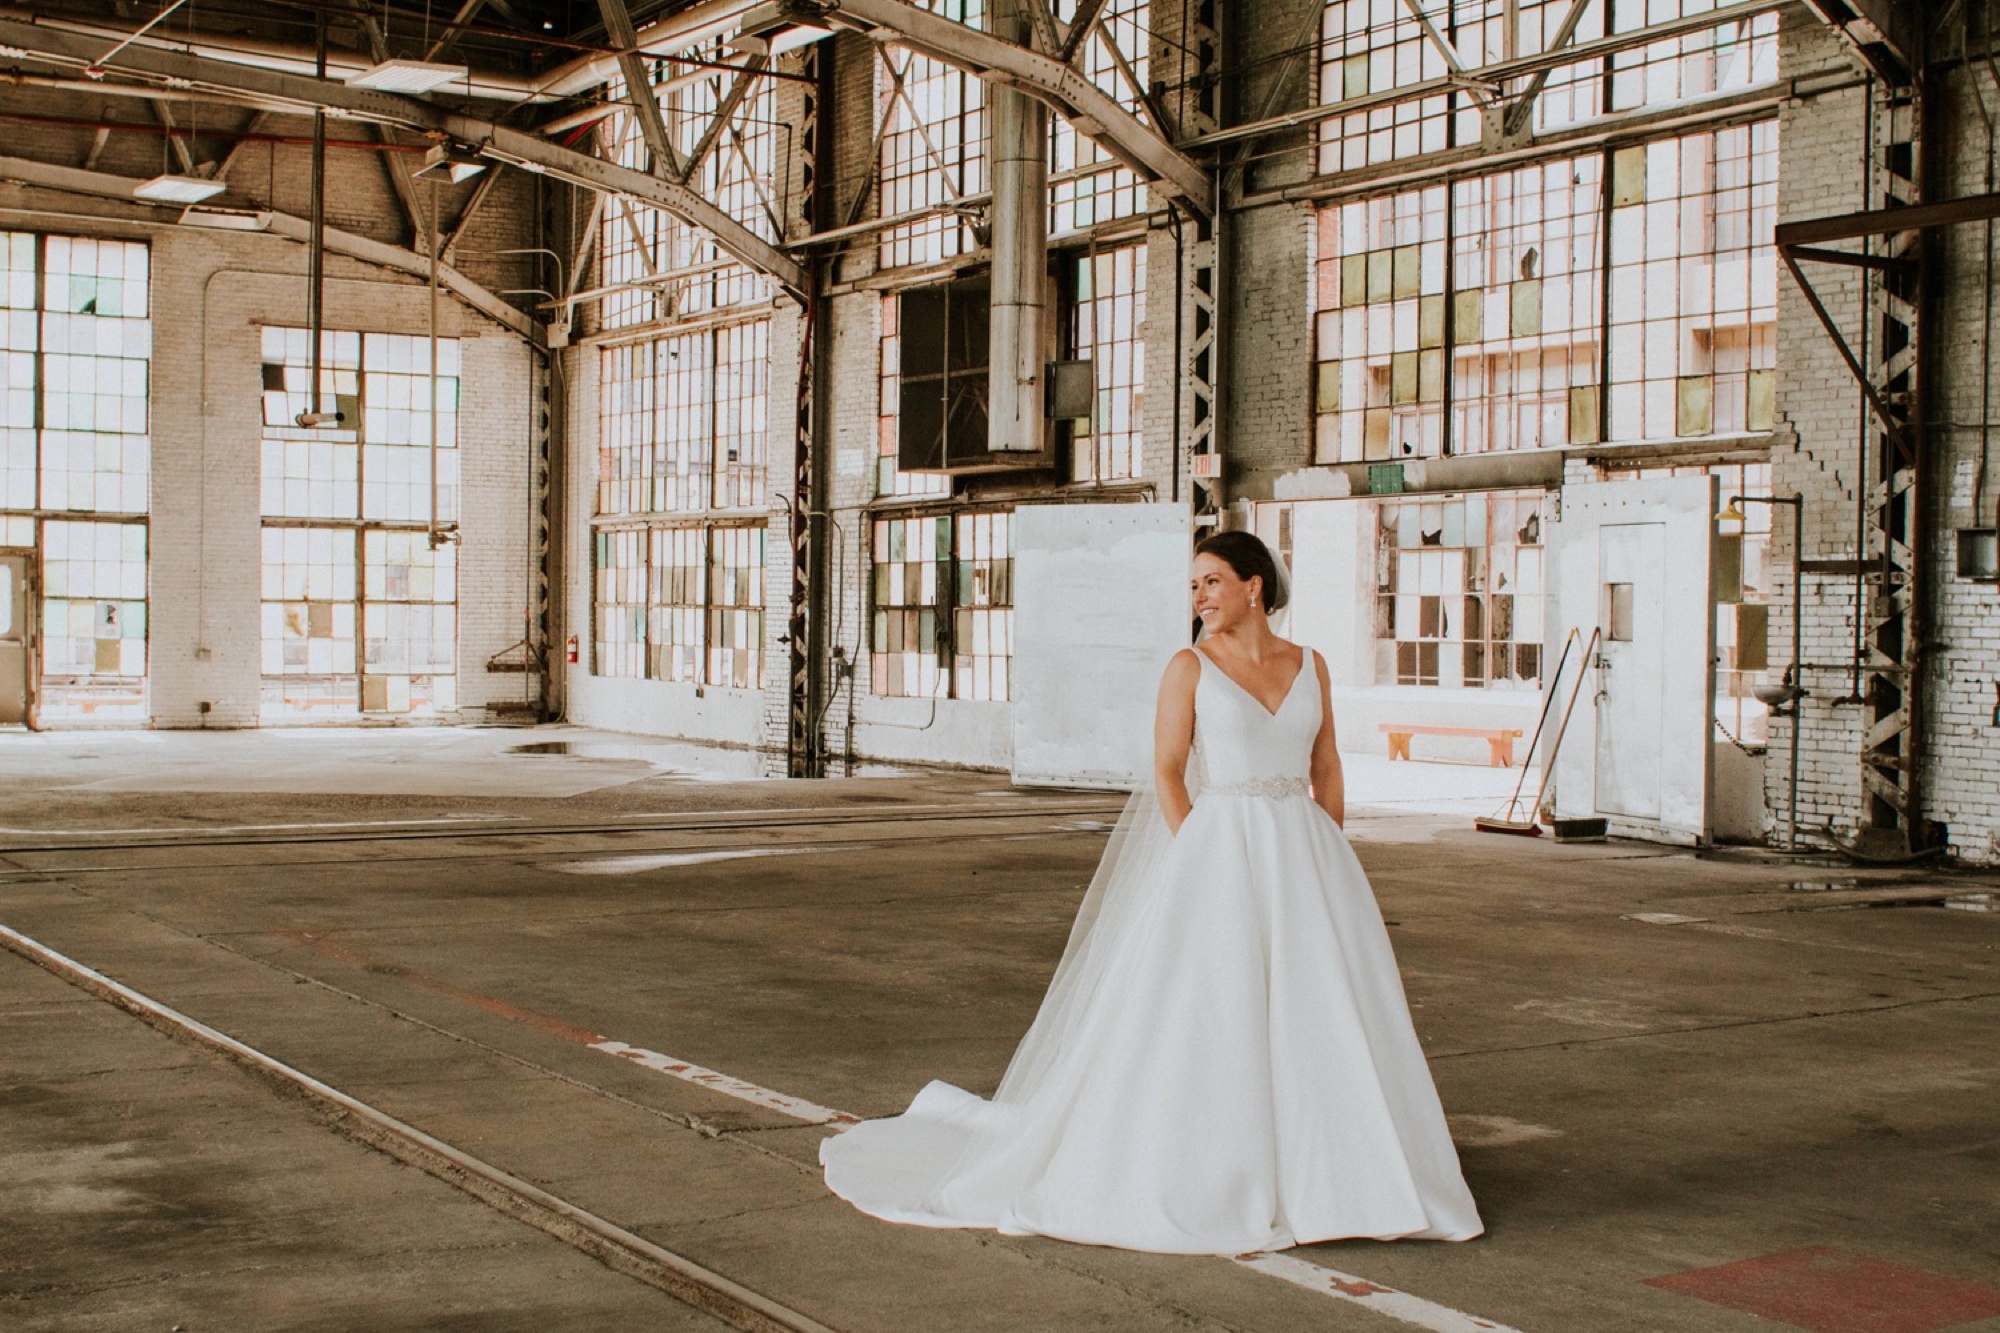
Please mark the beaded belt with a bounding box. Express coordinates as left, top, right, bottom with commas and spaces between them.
1202, 776, 1311, 800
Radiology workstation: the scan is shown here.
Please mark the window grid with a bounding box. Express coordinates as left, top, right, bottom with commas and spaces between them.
1374, 492, 1544, 690
1070, 244, 1148, 482
649, 525, 704, 683
0, 232, 154, 722
1451, 155, 1605, 454
871, 514, 950, 698
1607, 124, 1778, 441
1313, 185, 1449, 464
363, 529, 458, 713
952, 511, 1013, 701
870, 511, 1013, 701
41, 518, 148, 718
257, 326, 464, 719
1313, 126, 1777, 462
260, 525, 360, 717
589, 522, 766, 688
594, 527, 648, 679
598, 50, 777, 331
879, 2, 989, 271
1317, 0, 1497, 175
1050, 0, 1149, 235
877, 295, 951, 497
713, 320, 770, 509
706, 525, 766, 689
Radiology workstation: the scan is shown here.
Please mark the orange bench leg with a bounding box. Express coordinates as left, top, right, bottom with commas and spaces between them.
1488, 737, 1514, 767
1386, 733, 1412, 761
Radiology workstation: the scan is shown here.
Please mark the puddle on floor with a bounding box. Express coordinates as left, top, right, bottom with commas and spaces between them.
1788, 879, 1861, 893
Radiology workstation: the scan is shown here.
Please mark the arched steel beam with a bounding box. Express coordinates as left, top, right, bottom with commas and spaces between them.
805, 0, 1213, 215
0, 14, 809, 300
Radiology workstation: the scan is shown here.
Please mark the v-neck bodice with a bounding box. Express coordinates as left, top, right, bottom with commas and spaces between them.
1192, 646, 1319, 792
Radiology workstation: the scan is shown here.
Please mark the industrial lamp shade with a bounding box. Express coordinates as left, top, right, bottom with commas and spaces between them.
133, 174, 226, 204
413, 143, 488, 184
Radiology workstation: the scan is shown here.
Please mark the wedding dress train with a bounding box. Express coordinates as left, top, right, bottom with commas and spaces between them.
820, 648, 1482, 1254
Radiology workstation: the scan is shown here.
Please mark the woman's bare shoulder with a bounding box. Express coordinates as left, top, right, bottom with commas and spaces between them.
1160, 648, 1203, 689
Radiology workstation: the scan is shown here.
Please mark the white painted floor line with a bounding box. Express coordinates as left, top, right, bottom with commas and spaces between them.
0, 816, 528, 836
589, 1041, 859, 1125
586, 1037, 1523, 1333
1233, 1253, 1524, 1333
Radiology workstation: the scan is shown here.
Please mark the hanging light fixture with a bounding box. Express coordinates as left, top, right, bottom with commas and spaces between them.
133, 174, 226, 204
346, 59, 469, 94
413, 142, 488, 184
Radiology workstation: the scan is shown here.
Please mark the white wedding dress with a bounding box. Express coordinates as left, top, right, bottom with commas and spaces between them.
820, 648, 1483, 1254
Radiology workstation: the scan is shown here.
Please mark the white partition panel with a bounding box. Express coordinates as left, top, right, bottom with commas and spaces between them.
1012, 504, 1190, 789
1548, 474, 1717, 844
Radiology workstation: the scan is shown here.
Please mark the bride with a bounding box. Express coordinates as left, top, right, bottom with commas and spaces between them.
821, 530, 1483, 1254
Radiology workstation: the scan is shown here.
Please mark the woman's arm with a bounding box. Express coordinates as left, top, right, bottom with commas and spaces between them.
1308, 650, 1345, 827
1153, 649, 1201, 835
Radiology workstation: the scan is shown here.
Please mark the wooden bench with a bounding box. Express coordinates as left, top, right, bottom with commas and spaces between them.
1379, 722, 1526, 768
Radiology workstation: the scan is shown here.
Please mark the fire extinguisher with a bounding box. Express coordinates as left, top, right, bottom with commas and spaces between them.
565, 635, 579, 664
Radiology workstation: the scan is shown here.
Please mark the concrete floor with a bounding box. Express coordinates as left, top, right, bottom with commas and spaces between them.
2, 725, 1997, 1332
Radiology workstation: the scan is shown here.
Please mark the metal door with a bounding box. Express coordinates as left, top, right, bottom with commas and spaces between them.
1011, 503, 1189, 788
0, 553, 31, 726
1593, 523, 1667, 819
1548, 474, 1716, 844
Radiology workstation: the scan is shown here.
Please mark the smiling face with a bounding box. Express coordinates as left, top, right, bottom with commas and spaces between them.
1191, 552, 1264, 634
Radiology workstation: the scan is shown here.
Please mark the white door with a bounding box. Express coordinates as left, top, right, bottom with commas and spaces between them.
1548, 475, 1716, 844
0, 554, 30, 726
1593, 523, 1666, 819
1011, 504, 1189, 789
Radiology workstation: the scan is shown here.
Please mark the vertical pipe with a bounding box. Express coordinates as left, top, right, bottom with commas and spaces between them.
429, 177, 442, 547
306, 10, 327, 421
986, 0, 1048, 455
1789, 494, 1802, 851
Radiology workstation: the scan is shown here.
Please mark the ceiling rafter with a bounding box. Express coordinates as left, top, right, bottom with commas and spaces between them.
0, 12, 808, 298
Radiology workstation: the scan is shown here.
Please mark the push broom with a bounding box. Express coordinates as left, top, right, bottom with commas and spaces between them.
1475, 628, 1597, 836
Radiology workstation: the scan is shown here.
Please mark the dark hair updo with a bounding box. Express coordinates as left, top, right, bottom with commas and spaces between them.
1194, 529, 1287, 613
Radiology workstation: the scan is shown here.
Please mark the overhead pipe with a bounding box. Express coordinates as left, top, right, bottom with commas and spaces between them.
985, 0, 1047, 455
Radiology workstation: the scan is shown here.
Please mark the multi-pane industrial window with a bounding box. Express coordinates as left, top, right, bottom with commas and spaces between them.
599, 50, 777, 327
1452, 156, 1604, 453
257, 327, 462, 718
876, 295, 951, 498
1606, 125, 1778, 440
870, 511, 1013, 701
1316, 0, 1780, 172
878, 0, 989, 271
1374, 491, 1544, 689
0, 232, 152, 722
591, 523, 765, 688
1313, 185, 1447, 463
1049, 0, 1149, 235
1069, 245, 1147, 482
597, 320, 769, 514
1313, 127, 1775, 463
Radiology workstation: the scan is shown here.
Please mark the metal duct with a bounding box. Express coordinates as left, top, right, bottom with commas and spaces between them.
985, 0, 1046, 454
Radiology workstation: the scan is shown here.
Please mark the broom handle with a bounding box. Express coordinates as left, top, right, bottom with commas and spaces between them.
1527, 627, 1602, 817
1504, 628, 1579, 813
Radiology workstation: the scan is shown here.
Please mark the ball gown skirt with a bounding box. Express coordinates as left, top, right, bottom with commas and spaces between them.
820, 649, 1482, 1255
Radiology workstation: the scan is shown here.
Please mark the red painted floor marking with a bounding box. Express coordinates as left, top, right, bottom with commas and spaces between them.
289, 931, 606, 1046
1643, 1247, 2000, 1333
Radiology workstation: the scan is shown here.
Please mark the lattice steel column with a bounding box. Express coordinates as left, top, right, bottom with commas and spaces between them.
1856, 81, 1930, 850
786, 47, 826, 778
1169, 0, 1222, 525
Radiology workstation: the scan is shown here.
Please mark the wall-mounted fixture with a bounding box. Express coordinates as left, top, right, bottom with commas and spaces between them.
1721, 492, 1807, 850
1958, 527, 1998, 581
